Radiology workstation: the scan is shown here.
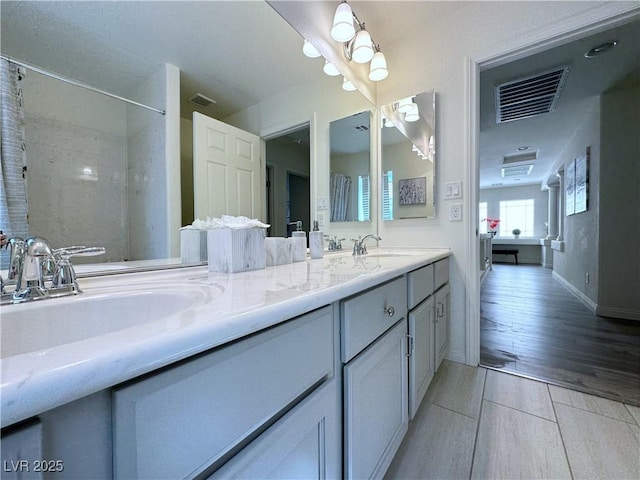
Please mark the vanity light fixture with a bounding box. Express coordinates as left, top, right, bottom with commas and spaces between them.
342, 76, 357, 91
404, 103, 420, 122
331, 1, 356, 42
302, 39, 321, 58
323, 59, 341, 76
330, 1, 389, 82
397, 96, 414, 113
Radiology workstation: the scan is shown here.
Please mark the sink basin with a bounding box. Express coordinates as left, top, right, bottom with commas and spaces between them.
1, 291, 198, 358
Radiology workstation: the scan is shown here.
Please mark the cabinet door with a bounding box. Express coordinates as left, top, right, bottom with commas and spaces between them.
408, 296, 435, 420
209, 380, 340, 479
344, 319, 408, 480
112, 306, 333, 480
434, 284, 450, 371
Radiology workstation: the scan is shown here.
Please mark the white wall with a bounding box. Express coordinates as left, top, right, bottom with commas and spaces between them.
551, 96, 600, 304
480, 184, 549, 238
226, 72, 377, 241
382, 141, 435, 220
374, 1, 638, 362
127, 63, 180, 261
22, 71, 129, 262
228, 1, 639, 363
598, 84, 640, 319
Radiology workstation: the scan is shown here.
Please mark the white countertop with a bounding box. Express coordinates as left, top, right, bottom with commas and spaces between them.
0, 247, 450, 428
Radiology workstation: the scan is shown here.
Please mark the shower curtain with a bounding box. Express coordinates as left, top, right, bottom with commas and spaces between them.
0, 58, 29, 268
330, 172, 351, 222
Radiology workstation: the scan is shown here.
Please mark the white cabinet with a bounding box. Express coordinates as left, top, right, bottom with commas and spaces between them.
113, 306, 334, 479
408, 295, 435, 420
434, 283, 450, 371
343, 319, 408, 480
209, 379, 340, 479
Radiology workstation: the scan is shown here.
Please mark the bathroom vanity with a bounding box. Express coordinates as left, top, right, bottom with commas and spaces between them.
1, 248, 450, 479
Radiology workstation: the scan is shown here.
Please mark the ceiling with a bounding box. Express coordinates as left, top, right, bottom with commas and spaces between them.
2, 1, 637, 186
0, 1, 319, 120
479, 18, 640, 190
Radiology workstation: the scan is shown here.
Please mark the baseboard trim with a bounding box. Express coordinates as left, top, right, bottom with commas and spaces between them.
552, 271, 640, 321
552, 271, 597, 313
596, 306, 640, 321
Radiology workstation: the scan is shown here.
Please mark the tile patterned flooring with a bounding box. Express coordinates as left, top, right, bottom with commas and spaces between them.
386, 361, 640, 480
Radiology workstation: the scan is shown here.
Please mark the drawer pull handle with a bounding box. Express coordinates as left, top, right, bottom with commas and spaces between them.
383, 305, 395, 317
437, 303, 444, 318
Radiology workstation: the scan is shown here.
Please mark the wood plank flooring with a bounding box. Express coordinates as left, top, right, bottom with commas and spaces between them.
480, 264, 640, 406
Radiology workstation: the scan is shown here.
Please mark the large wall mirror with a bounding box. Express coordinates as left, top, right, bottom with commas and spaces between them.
0, 2, 373, 273
380, 90, 436, 220
329, 111, 372, 223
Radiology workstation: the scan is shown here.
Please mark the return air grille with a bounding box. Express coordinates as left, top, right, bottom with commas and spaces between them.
495, 66, 569, 123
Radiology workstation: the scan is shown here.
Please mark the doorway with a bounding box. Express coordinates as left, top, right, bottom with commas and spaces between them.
264, 124, 311, 237
475, 18, 640, 404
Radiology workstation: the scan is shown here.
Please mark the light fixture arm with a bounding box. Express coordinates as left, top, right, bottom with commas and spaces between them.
342, 16, 379, 62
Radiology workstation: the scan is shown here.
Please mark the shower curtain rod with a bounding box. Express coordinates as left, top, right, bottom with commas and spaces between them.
1, 55, 166, 115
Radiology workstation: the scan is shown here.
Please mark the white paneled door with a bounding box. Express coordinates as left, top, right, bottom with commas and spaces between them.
193, 112, 262, 219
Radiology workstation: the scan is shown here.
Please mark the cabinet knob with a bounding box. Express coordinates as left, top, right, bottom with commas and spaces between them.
383, 305, 395, 317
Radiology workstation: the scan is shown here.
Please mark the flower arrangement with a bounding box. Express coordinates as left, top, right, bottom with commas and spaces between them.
484, 218, 500, 232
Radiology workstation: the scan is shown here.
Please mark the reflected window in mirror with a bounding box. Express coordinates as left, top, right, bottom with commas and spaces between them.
329, 110, 371, 223
380, 91, 436, 220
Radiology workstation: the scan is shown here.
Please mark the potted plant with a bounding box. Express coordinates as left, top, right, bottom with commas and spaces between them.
512, 228, 521, 239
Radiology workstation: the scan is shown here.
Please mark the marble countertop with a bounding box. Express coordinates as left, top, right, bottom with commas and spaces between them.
1, 247, 450, 428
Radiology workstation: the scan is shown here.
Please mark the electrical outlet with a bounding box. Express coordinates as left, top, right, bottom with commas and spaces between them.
449, 203, 462, 221
317, 212, 326, 227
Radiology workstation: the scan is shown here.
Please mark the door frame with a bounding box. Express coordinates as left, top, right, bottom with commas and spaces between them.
464, 7, 639, 366
260, 114, 316, 228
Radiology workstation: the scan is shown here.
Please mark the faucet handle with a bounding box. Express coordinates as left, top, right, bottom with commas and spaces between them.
51, 246, 105, 291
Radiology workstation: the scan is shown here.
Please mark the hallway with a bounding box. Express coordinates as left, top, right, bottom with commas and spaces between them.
480, 264, 640, 405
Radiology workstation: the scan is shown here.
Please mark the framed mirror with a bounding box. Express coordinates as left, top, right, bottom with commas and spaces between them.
329, 110, 372, 223
380, 90, 436, 220
1, 2, 360, 273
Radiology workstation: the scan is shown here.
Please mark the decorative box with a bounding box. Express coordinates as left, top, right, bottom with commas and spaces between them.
207, 228, 266, 273
180, 229, 208, 264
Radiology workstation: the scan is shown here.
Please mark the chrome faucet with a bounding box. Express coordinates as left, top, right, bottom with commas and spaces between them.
4, 236, 105, 304
352, 234, 382, 256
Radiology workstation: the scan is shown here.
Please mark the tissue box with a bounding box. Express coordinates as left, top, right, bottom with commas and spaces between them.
180, 229, 208, 264
208, 228, 266, 273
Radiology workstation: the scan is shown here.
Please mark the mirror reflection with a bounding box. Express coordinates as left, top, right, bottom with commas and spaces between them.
0, 1, 346, 272
329, 111, 371, 223
380, 90, 436, 220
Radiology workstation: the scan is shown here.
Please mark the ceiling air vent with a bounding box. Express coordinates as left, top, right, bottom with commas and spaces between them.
501, 164, 533, 178
495, 66, 569, 124
189, 93, 216, 107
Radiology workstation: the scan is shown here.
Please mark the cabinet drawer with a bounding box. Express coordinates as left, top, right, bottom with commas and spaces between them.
341, 277, 407, 363
434, 257, 450, 290
407, 263, 434, 309
112, 306, 334, 480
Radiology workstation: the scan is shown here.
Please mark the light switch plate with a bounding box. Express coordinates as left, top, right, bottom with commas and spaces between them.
317, 197, 329, 210
449, 203, 463, 221
444, 181, 462, 199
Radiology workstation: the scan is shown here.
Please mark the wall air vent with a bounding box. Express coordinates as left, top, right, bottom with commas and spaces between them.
501, 164, 533, 178
495, 66, 569, 123
189, 93, 216, 107
503, 151, 538, 165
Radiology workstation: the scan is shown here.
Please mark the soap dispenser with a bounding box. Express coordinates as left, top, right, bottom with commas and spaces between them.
290, 221, 307, 262
309, 220, 324, 259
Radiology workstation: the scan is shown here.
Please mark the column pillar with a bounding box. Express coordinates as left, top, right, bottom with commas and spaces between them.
556, 170, 564, 241
546, 184, 559, 240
